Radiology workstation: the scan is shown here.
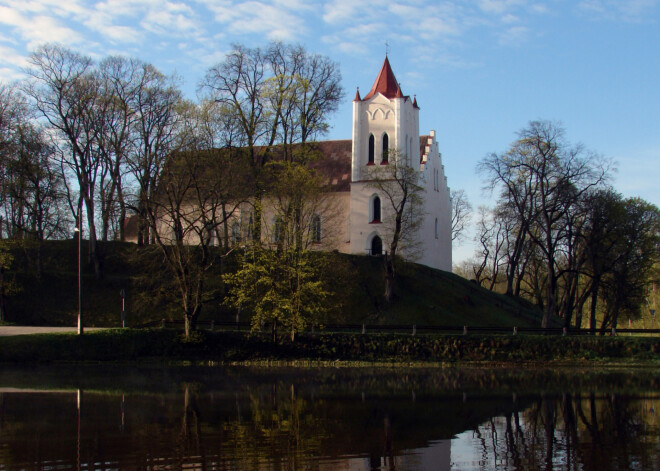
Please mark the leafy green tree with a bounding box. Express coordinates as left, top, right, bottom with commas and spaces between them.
224, 162, 335, 341
224, 246, 330, 341
599, 198, 660, 331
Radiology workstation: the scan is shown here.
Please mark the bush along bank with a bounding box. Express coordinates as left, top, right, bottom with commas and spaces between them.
1, 329, 659, 364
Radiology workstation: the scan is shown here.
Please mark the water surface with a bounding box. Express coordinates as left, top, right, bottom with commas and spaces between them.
0, 365, 658, 470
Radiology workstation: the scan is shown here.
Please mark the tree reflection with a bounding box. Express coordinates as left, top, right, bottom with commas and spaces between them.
470, 394, 660, 470
0, 369, 659, 470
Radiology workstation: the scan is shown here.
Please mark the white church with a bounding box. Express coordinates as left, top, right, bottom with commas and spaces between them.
132, 57, 452, 271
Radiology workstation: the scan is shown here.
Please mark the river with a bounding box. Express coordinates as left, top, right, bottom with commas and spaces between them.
0, 364, 658, 470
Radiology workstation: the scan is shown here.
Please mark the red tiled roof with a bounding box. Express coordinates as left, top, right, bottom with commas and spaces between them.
353, 88, 361, 101
309, 140, 352, 192
362, 56, 402, 100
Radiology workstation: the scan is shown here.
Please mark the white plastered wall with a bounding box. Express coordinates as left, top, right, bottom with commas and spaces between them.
349, 91, 451, 271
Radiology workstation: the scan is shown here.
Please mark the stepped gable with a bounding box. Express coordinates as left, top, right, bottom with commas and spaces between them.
420, 135, 430, 163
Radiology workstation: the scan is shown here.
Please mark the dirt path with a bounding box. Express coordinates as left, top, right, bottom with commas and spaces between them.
0, 326, 107, 336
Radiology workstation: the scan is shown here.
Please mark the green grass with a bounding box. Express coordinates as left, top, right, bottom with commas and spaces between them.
5, 240, 542, 328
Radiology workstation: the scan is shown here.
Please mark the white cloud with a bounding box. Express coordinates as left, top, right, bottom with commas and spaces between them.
0, 0, 89, 17
498, 25, 529, 45
0, 7, 85, 49
477, 0, 526, 15
0, 43, 30, 70
322, 0, 380, 24
141, 4, 199, 36
578, 0, 658, 22
206, 1, 307, 41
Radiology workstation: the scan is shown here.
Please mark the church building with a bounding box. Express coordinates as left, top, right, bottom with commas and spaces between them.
346, 56, 452, 271
128, 57, 452, 271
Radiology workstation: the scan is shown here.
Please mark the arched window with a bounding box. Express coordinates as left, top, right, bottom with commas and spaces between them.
371, 235, 382, 256
381, 133, 389, 164
406, 136, 411, 166
368, 134, 375, 164
435, 218, 438, 239
405, 135, 409, 165
311, 214, 321, 243
371, 196, 381, 223
246, 214, 254, 240
272, 217, 283, 243
231, 222, 241, 245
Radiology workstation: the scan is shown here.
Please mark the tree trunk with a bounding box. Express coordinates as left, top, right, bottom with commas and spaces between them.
542, 261, 556, 328
0, 266, 6, 323
384, 252, 394, 303
589, 280, 600, 333
83, 196, 102, 280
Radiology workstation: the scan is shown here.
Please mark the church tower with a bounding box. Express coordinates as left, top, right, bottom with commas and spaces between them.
350, 56, 420, 182
348, 57, 452, 271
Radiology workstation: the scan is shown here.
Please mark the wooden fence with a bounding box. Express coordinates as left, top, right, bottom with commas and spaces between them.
141, 320, 660, 337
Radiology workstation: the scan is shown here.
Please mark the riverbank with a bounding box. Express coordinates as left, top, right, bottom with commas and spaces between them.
1, 328, 659, 364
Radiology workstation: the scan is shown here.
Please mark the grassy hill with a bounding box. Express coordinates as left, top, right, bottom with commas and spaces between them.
4, 240, 543, 328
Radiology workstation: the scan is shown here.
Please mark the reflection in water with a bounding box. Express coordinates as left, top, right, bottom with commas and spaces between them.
0, 366, 658, 470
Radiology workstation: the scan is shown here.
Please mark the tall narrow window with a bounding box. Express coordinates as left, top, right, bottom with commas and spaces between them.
372, 196, 381, 223
406, 136, 410, 165
231, 222, 241, 245
247, 214, 253, 240
381, 133, 389, 164
273, 217, 283, 243
311, 214, 321, 243
368, 134, 375, 164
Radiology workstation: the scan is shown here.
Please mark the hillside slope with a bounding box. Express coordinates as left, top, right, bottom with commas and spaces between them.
4, 241, 542, 328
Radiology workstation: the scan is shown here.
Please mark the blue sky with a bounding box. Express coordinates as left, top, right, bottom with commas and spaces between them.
1, 0, 658, 263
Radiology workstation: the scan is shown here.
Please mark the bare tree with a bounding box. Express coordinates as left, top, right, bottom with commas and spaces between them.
451, 189, 472, 243
24, 44, 104, 277
127, 63, 182, 245
96, 56, 143, 241
472, 206, 506, 290
200, 43, 343, 240
479, 120, 611, 327
366, 151, 424, 303
145, 148, 251, 338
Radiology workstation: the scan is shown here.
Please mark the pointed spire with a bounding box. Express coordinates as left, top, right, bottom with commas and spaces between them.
362, 56, 402, 100
353, 87, 361, 101
394, 83, 403, 98
413, 95, 419, 109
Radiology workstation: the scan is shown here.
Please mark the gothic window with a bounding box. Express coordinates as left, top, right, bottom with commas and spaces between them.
371, 195, 381, 223
207, 225, 217, 246
368, 134, 375, 164
406, 136, 410, 164
371, 235, 383, 256
311, 214, 321, 243
246, 214, 254, 240
381, 133, 389, 164
231, 222, 241, 245
272, 217, 283, 243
